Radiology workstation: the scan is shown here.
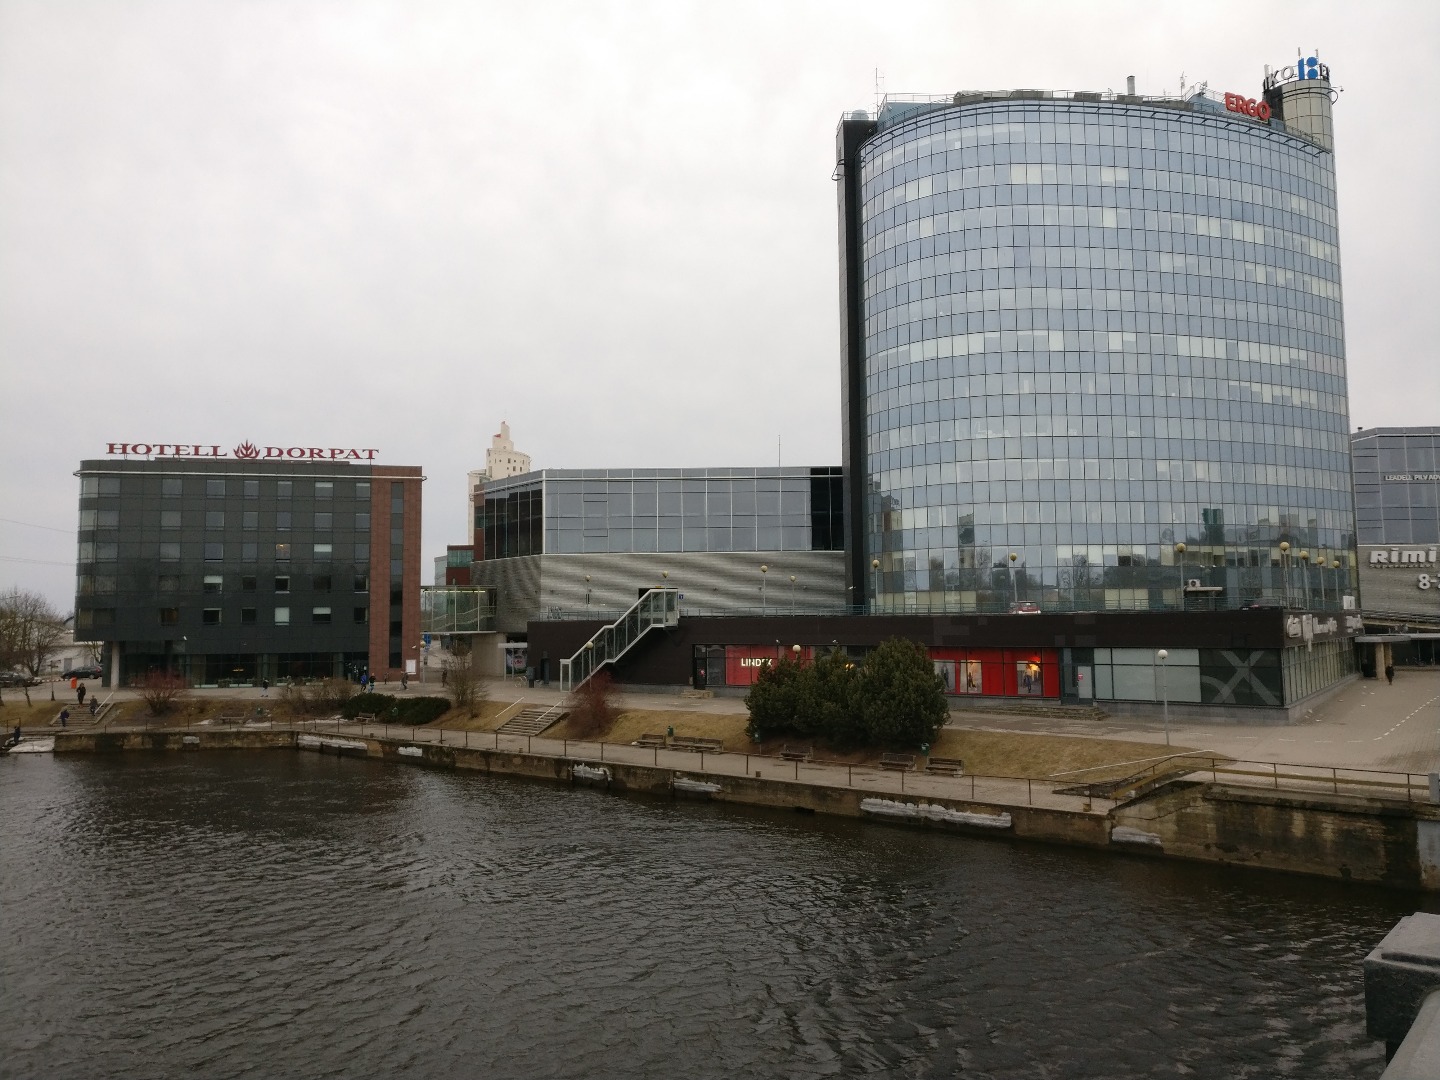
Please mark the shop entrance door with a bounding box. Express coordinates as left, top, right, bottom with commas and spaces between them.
1076, 665, 1093, 700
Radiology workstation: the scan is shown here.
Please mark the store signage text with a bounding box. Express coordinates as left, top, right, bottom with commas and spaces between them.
1384, 474, 1440, 482
1223, 93, 1272, 122
105, 441, 380, 461
1262, 56, 1330, 92
738, 657, 774, 668
1369, 549, 1439, 567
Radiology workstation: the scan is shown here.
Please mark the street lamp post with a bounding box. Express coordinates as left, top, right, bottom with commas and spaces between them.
1300, 550, 1311, 608
1174, 542, 1187, 611
584, 574, 591, 609
1331, 559, 1342, 608
1157, 648, 1171, 747
789, 574, 797, 615
870, 558, 880, 613
1008, 552, 1018, 607
760, 564, 768, 616
1279, 541, 1291, 606
1316, 554, 1326, 607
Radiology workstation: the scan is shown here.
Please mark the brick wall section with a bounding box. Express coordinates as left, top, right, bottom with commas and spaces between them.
368, 466, 424, 678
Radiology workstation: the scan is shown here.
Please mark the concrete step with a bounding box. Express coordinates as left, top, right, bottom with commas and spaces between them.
497, 707, 566, 736
951, 700, 1110, 722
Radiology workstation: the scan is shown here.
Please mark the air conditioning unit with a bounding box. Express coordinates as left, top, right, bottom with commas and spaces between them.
1187, 579, 1203, 589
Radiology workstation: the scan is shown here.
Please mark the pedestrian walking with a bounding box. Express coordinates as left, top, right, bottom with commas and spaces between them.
441, 668, 447, 687
59, 708, 69, 728
261, 678, 269, 697
88, 697, 98, 717
11, 724, 20, 747
1385, 664, 1395, 685
76, 683, 86, 706
401, 673, 408, 691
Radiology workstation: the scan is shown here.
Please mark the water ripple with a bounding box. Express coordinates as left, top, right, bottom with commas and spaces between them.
2, 751, 1433, 1079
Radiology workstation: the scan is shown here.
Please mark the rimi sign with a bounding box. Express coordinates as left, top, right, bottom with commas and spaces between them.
105, 440, 379, 461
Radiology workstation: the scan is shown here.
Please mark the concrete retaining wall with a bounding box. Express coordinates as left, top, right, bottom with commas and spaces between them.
1113, 782, 1440, 888
46, 728, 1440, 889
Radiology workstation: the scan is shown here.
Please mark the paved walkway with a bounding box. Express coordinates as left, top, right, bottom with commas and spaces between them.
945, 671, 1440, 774
35, 670, 1440, 776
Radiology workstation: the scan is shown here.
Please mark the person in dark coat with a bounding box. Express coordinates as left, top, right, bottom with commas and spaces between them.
59, 708, 69, 728
76, 683, 86, 706
1385, 664, 1395, 685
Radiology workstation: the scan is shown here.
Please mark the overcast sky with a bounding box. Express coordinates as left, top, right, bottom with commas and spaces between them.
2, 0, 1436, 611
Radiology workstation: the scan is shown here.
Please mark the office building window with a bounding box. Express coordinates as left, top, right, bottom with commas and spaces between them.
275, 543, 291, 561
206, 479, 225, 497
354, 543, 370, 561
159, 608, 179, 625
312, 607, 332, 624
241, 608, 257, 625
203, 575, 223, 594
315, 512, 332, 530
275, 607, 290, 626
276, 511, 292, 531
202, 608, 221, 625
160, 542, 180, 561
277, 481, 292, 498
275, 575, 290, 593
242, 542, 258, 562
353, 606, 368, 624
206, 511, 224, 529
95, 575, 116, 595
162, 478, 182, 497
314, 543, 332, 557
244, 480, 259, 499
316, 482, 333, 499
355, 512, 370, 529
356, 482, 370, 499
354, 574, 369, 592
243, 511, 258, 530
204, 543, 223, 561
161, 510, 181, 529
95, 543, 117, 561
97, 509, 119, 528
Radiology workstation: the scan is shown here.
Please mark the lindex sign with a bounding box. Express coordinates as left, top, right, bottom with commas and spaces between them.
105, 441, 379, 461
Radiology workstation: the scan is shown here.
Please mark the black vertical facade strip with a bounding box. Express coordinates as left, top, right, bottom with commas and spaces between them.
836, 116, 877, 604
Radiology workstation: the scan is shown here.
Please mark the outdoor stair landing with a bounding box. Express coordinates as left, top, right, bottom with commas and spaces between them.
496, 707, 567, 737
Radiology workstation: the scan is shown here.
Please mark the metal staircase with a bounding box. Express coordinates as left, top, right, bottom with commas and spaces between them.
558, 588, 680, 692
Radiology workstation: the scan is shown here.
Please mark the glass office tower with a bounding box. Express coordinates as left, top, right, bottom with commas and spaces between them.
837, 82, 1354, 614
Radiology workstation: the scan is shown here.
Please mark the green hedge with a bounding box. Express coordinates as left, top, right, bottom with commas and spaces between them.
340, 693, 451, 725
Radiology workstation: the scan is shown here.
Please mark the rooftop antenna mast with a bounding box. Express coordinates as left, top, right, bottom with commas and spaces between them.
874, 68, 885, 112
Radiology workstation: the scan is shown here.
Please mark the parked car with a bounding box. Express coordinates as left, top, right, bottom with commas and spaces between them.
0, 671, 41, 687
1008, 601, 1042, 615
62, 665, 104, 680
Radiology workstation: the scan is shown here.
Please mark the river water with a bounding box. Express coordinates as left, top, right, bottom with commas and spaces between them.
1, 752, 1433, 1079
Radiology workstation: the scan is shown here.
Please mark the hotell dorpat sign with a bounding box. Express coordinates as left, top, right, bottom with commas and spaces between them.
105, 441, 379, 461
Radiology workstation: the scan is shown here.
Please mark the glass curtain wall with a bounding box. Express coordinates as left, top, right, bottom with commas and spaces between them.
857, 98, 1354, 613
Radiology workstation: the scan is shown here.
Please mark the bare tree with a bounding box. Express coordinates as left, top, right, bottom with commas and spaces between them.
446, 641, 487, 718
137, 672, 188, 716
0, 587, 67, 678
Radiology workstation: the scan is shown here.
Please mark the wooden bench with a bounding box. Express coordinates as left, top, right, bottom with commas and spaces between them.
879, 753, 915, 771
925, 756, 965, 776
355, 713, 379, 724
779, 745, 813, 762
634, 733, 666, 748
214, 714, 245, 725
669, 736, 723, 753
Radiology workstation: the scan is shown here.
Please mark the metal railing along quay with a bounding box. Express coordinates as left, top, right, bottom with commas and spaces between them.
65, 718, 1438, 808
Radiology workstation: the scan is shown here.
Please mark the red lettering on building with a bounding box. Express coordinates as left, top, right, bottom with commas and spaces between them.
1223, 92, 1271, 122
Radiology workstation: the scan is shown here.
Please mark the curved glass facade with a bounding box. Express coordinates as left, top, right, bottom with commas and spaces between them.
852, 96, 1354, 613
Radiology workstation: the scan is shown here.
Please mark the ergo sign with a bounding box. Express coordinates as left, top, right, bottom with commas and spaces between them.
105, 440, 379, 461
1223, 93, 1271, 122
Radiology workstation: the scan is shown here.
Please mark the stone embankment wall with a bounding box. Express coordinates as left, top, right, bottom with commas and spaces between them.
49, 730, 1440, 890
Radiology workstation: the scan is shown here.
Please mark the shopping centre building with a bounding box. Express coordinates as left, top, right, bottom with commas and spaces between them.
482, 56, 1366, 718
73, 445, 423, 686
1352, 426, 1440, 667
